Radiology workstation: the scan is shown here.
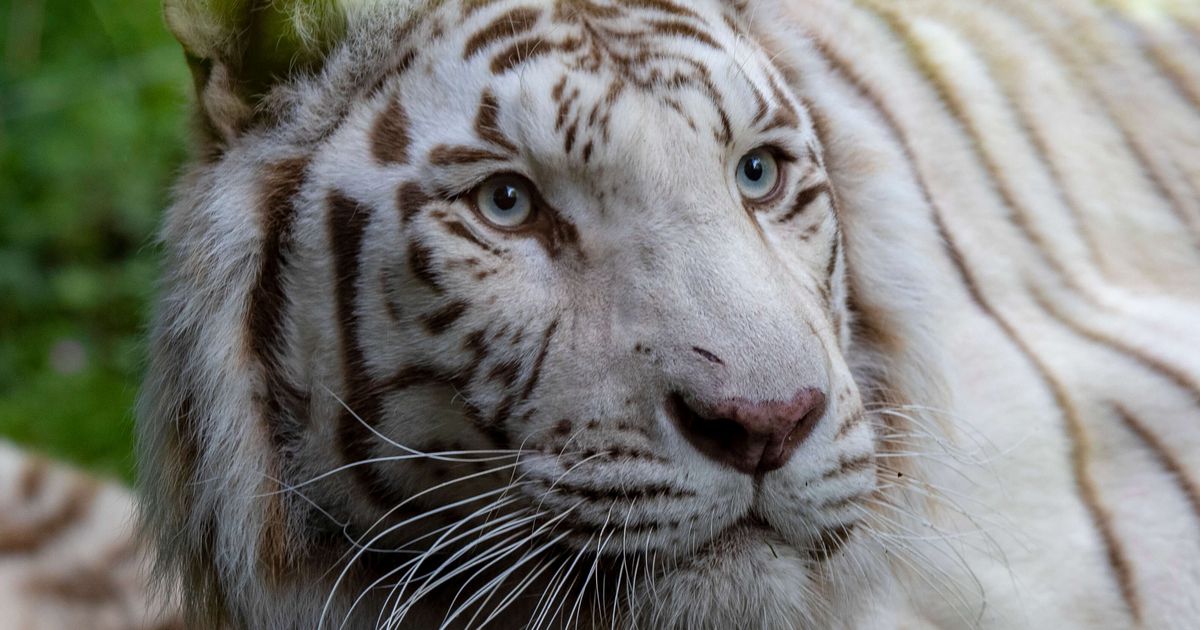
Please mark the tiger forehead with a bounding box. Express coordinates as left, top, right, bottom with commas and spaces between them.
373, 0, 805, 172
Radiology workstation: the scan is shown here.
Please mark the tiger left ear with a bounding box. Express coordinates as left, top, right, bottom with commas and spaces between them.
163, 0, 350, 144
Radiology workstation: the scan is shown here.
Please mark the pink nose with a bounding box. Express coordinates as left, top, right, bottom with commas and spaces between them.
668, 389, 827, 475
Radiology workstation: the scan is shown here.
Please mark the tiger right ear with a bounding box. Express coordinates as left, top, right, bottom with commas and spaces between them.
163, 0, 351, 144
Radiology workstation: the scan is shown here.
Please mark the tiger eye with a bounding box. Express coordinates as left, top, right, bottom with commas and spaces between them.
474, 175, 534, 228
735, 148, 781, 201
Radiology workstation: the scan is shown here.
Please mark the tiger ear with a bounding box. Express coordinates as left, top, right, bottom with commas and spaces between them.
163, 0, 350, 142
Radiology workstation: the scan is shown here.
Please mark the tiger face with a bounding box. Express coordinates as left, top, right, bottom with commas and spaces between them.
147, 0, 888, 627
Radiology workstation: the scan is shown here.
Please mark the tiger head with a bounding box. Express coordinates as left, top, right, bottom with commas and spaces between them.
141, 0, 946, 627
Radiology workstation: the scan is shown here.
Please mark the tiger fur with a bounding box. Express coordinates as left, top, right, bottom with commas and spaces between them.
0, 442, 180, 629
125, 0, 1200, 628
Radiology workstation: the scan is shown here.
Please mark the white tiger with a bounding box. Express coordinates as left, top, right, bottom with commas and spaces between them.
0, 442, 179, 629
126, 0, 1200, 628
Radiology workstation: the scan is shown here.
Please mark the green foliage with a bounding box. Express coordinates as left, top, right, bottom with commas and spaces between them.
0, 0, 191, 481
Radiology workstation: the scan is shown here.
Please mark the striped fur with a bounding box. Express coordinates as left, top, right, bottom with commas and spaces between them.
135, 0, 1200, 628
0, 443, 180, 629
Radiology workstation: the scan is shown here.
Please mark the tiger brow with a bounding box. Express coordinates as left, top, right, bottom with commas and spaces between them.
428, 144, 516, 167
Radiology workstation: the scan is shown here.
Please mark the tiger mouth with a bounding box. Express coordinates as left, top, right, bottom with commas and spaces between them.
685, 514, 859, 565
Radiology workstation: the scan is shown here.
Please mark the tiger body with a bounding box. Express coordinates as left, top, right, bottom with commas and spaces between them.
0, 442, 179, 629
122, 0, 1200, 628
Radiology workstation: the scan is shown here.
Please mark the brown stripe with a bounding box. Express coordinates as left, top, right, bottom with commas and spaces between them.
168, 390, 202, 509
382, 364, 456, 392
761, 71, 803, 131
490, 319, 559, 429
462, 0, 502, 18
810, 522, 856, 562
327, 191, 404, 508
398, 181, 431, 224
247, 158, 311, 453
491, 36, 581, 74
520, 319, 559, 402
835, 409, 867, 440
1142, 36, 1200, 114
428, 144, 510, 166
824, 197, 844, 302
1113, 403, 1200, 526
25, 566, 122, 604
1030, 288, 1200, 410
475, 89, 518, 152
865, 5, 1078, 284
763, 107, 801, 132
533, 477, 696, 502
554, 86, 578, 131
649, 19, 720, 49
1001, 2, 1200, 242
463, 6, 542, 58
925, 10, 1107, 272
488, 358, 522, 387
443, 219, 499, 254
749, 78, 770, 125
819, 453, 876, 482
551, 75, 568, 102
18, 456, 48, 501
245, 158, 312, 578
327, 190, 373, 415
246, 158, 308, 380
619, 0, 700, 20
563, 120, 579, 153
766, 72, 801, 127
378, 364, 507, 447
365, 49, 418, 98
776, 182, 829, 224
694, 69, 733, 143
420, 300, 470, 335
407, 241, 444, 293
0, 477, 98, 553
371, 94, 411, 165
809, 29, 1141, 621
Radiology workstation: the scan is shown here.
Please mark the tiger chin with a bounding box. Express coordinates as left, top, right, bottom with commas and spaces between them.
133, 0, 1181, 628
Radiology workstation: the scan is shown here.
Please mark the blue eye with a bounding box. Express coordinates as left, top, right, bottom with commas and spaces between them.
475, 175, 533, 227
735, 149, 781, 200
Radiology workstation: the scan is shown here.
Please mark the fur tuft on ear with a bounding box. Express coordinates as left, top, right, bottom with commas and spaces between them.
164, 0, 348, 69
163, 0, 363, 143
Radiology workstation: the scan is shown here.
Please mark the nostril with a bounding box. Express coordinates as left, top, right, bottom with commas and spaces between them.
667, 389, 826, 476
670, 393, 743, 437
668, 393, 756, 474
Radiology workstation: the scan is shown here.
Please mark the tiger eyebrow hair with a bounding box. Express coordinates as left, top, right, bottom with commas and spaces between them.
762, 73, 802, 131
475, 89, 517, 152
463, 6, 543, 58
428, 144, 514, 166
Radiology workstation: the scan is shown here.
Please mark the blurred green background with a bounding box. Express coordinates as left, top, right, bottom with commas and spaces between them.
1, 0, 190, 481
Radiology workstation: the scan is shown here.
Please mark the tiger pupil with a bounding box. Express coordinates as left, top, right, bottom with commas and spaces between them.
744, 156, 764, 182
493, 185, 519, 212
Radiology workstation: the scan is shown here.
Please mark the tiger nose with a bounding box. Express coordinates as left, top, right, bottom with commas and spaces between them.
667, 389, 827, 475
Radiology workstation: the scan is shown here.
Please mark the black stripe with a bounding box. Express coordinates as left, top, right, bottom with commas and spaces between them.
327, 192, 404, 508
